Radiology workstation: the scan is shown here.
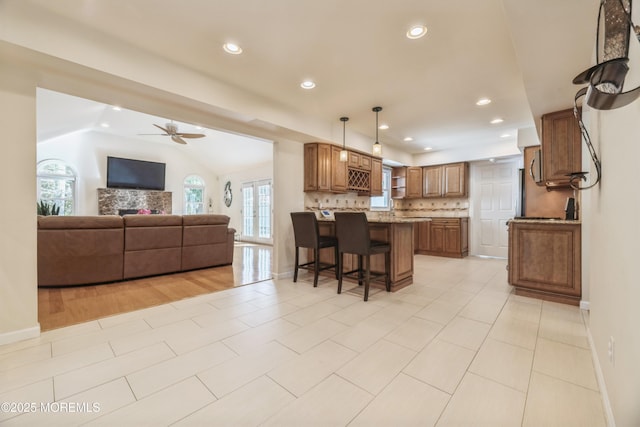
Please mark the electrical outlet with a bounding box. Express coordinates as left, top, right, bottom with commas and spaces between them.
608, 336, 615, 365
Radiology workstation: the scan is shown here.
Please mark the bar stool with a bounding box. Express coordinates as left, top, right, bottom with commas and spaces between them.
334, 212, 391, 301
290, 212, 339, 287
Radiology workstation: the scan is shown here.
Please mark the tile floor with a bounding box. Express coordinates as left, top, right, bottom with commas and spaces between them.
0, 256, 607, 426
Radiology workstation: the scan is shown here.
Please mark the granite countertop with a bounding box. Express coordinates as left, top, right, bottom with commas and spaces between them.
508, 217, 581, 225
318, 216, 432, 224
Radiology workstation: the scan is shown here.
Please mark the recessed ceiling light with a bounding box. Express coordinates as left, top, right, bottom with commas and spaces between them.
404, 137, 413, 142
490, 118, 504, 124
476, 98, 491, 106
223, 43, 242, 55
112, 106, 122, 111
500, 133, 511, 138
300, 80, 316, 89
424, 147, 433, 151
195, 126, 203, 130
379, 124, 389, 130
406, 25, 428, 39
100, 123, 109, 128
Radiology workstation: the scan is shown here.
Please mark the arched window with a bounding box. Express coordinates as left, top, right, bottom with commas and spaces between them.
37, 159, 76, 216
184, 175, 206, 214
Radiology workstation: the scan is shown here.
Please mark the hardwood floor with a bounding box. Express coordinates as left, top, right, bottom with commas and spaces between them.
38, 243, 273, 331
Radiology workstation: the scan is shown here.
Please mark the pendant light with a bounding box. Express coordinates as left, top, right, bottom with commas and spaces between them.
339, 116, 349, 162
372, 106, 383, 156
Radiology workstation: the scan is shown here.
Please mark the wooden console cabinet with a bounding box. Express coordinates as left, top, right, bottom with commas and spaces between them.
508, 220, 581, 305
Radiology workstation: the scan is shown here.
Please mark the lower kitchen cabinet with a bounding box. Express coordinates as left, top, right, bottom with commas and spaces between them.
415, 218, 468, 258
508, 220, 581, 305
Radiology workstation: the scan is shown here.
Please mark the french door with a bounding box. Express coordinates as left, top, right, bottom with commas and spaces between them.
241, 179, 272, 244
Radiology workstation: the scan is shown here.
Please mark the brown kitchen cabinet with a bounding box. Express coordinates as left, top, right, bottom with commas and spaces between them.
406, 167, 423, 198
422, 162, 468, 198
331, 145, 348, 192
391, 166, 422, 199
304, 143, 381, 195
541, 108, 582, 186
370, 158, 383, 196
508, 220, 581, 305
348, 151, 372, 171
415, 218, 468, 258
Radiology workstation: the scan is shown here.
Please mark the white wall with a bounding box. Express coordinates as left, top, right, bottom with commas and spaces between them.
37, 131, 220, 215
218, 161, 273, 237
0, 59, 39, 343
585, 101, 640, 427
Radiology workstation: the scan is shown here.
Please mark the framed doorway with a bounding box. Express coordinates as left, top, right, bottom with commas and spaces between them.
241, 179, 273, 244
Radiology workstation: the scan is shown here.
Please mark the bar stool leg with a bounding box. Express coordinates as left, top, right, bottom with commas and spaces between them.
357, 255, 363, 286
313, 248, 319, 287
337, 252, 344, 294
293, 246, 299, 282
385, 251, 391, 292
364, 255, 371, 301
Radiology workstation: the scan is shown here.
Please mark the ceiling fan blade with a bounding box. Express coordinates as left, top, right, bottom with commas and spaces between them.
153, 123, 170, 134
176, 132, 205, 138
171, 135, 188, 145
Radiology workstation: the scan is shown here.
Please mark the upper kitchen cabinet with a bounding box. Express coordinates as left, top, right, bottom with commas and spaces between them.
406, 167, 423, 198
391, 166, 422, 199
541, 108, 582, 186
423, 162, 469, 198
304, 143, 346, 193
348, 151, 372, 171
370, 158, 383, 196
304, 143, 381, 195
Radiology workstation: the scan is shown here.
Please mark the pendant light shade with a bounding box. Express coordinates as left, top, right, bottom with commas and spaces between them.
339, 117, 349, 162
372, 106, 383, 156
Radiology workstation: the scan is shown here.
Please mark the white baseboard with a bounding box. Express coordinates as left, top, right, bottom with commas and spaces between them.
0, 324, 40, 346
580, 300, 590, 311
585, 323, 616, 427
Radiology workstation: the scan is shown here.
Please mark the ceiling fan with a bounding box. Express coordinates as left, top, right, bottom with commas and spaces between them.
139, 122, 205, 145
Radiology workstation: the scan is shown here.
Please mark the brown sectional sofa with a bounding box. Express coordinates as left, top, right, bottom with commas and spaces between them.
37, 214, 235, 287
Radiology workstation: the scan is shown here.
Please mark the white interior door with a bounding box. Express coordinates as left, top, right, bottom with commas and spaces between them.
241, 180, 272, 244
471, 161, 518, 258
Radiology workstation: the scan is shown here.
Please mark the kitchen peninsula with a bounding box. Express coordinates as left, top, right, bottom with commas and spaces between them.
316, 216, 426, 291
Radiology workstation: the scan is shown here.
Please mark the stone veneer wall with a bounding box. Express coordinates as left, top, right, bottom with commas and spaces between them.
97, 188, 172, 215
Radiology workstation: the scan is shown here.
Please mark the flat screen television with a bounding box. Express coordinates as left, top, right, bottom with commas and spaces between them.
106, 156, 166, 191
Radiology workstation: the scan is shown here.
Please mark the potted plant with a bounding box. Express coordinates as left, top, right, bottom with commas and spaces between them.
37, 200, 61, 216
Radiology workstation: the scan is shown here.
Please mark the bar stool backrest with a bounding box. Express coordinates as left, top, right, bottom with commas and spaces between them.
334, 212, 371, 255
290, 212, 319, 249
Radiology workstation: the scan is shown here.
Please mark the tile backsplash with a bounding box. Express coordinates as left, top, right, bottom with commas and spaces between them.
304, 192, 469, 218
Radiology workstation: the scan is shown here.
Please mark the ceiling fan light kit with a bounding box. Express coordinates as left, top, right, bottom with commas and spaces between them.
139, 121, 205, 145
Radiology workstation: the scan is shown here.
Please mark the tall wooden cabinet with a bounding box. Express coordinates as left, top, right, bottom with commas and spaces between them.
541, 108, 582, 185
423, 162, 468, 198
331, 146, 348, 192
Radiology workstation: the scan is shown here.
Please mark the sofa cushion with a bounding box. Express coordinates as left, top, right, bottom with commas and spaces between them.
38, 215, 123, 229
182, 214, 230, 226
